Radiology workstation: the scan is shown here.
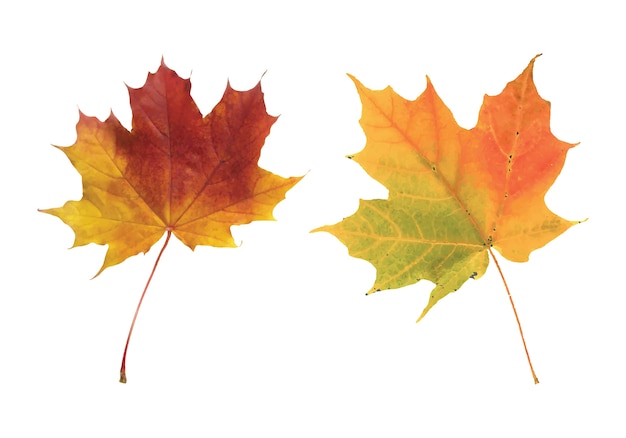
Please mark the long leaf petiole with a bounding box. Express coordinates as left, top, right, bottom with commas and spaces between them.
488, 247, 539, 384
119, 230, 172, 383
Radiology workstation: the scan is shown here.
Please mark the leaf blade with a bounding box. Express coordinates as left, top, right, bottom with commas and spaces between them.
319, 57, 581, 319
41, 61, 301, 274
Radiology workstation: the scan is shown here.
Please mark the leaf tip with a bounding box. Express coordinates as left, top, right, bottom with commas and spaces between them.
347, 73, 364, 90
424, 75, 437, 94
416, 308, 428, 323
90, 261, 110, 279
523, 53, 543, 78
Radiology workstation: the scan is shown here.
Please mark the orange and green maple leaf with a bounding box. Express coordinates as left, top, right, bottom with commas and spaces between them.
318, 56, 582, 323
42, 61, 301, 276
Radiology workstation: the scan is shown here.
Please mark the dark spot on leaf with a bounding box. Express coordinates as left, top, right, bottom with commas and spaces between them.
470, 272, 477, 279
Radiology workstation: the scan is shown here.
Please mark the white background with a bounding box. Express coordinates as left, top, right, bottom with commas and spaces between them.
1, 1, 624, 436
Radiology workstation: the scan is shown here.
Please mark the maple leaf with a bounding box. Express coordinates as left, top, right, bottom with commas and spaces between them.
316, 56, 583, 383
41, 61, 301, 382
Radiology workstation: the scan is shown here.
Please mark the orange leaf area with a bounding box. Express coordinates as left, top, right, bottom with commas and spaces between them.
42, 61, 301, 275
318, 56, 582, 321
